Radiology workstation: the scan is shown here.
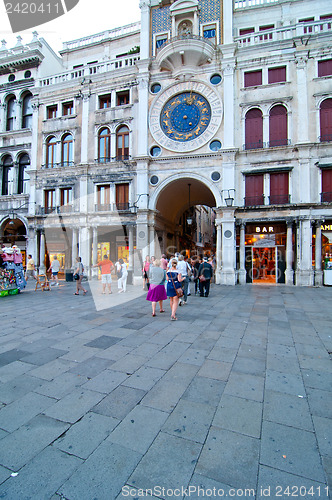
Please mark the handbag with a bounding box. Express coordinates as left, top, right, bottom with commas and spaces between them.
169, 272, 184, 298
199, 263, 206, 282
73, 273, 80, 280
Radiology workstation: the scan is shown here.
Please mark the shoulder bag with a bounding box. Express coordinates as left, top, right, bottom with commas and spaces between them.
169, 272, 184, 298
199, 263, 206, 282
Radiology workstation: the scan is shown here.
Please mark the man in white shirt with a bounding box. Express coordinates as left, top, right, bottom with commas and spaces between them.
48, 255, 60, 286
176, 255, 190, 305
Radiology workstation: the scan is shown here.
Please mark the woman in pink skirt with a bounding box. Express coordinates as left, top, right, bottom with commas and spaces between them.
146, 259, 167, 316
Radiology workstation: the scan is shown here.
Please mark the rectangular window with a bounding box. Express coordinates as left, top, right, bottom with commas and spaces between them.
2, 167, 9, 195
203, 24, 216, 43
99, 94, 112, 109
259, 24, 274, 40
47, 105, 57, 119
299, 17, 314, 33
269, 172, 289, 204
60, 188, 72, 205
244, 70, 262, 87
318, 59, 332, 77
97, 185, 110, 210
116, 183, 129, 210
239, 27, 254, 36
62, 101, 74, 116
245, 175, 264, 206
44, 189, 55, 213
268, 66, 286, 84
156, 37, 167, 49
116, 91, 130, 106
322, 169, 332, 202
320, 14, 332, 30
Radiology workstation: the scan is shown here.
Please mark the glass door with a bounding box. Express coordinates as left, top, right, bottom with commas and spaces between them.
252, 247, 276, 284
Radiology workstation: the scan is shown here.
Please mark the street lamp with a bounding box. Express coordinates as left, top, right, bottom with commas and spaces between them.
223, 189, 235, 207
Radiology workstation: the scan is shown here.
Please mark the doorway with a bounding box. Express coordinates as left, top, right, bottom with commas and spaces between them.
252, 247, 276, 284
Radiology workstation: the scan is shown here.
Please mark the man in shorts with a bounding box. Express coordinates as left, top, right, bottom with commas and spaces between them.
93, 254, 114, 294
48, 255, 60, 286
25, 254, 36, 281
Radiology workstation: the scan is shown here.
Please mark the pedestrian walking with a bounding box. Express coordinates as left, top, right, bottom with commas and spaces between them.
92, 254, 114, 294
117, 258, 128, 293
48, 255, 60, 286
146, 259, 167, 316
73, 256, 87, 295
176, 254, 190, 305
193, 256, 201, 295
25, 254, 36, 281
198, 256, 213, 297
160, 254, 168, 270
166, 258, 185, 321
142, 255, 150, 290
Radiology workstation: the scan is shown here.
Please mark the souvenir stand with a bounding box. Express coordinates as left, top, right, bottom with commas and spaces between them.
0, 246, 26, 296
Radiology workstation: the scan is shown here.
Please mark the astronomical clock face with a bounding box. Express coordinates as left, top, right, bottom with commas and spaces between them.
149, 81, 223, 153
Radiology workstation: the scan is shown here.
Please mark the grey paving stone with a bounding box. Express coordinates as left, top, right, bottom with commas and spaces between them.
59, 441, 142, 500
224, 372, 265, 402
142, 362, 199, 413
84, 335, 122, 349
197, 359, 232, 381
129, 432, 201, 491
0, 361, 32, 383
321, 456, 332, 497
182, 376, 225, 407
0, 415, 69, 471
178, 348, 210, 366
20, 347, 68, 366
116, 487, 159, 499
196, 427, 260, 489
146, 341, 190, 370
0, 349, 30, 368
189, 473, 239, 498
162, 399, 215, 444
260, 421, 326, 483
0, 374, 44, 404
18, 337, 59, 354
232, 355, 266, 377
27, 358, 77, 381
265, 370, 306, 396
0, 392, 55, 432
263, 390, 313, 431
35, 372, 88, 399
43, 388, 105, 423
82, 369, 128, 394
213, 394, 262, 438
0, 465, 11, 485
122, 366, 166, 391
110, 354, 149, 374
109, 405, 168, 454
313, 416, 332, 458
0, 446, 82, 499
306, 387, 332, 418
69, 356, 113, 378
95, 344, 133, 361
257, 464, 327, 499
237, 344, 266, 360
92, 385, 146, 419
54, 412, 118, 459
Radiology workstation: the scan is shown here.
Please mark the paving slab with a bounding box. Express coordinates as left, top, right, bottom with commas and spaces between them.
224, 372, 265, 402
263, 390, 314, 431
43, 388, 105, 423
213, 394, 262, 438
92, 385, 146, 419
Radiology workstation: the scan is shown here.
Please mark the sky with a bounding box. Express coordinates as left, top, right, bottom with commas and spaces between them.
0, 0, 141, 55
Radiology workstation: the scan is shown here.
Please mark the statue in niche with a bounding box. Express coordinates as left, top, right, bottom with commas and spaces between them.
178, 20, 193, 38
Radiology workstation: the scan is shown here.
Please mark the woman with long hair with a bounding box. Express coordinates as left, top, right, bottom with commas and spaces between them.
74, 256, 87, 295
142, 255, 150, 290
166, 258, 184, 321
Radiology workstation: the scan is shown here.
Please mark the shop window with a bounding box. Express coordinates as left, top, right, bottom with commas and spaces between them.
99, 94, 111, 109
299, 17, 314, 33
244, 70, 262, 88
269, 172, 289, 204
61, 134, 73, 166
46, 136, 57, 168
245, 174, 264, 206
62, 101, 74, 116
268, 66, 286, 84
98, 127, 111, 163
269, 105, 288, 147
321, 169, 332, 202
116, 125, 129, 160
116, 91, 130, 106
6, 96, 16, 131
116, 183, 129, 211
318, 59, 332, 77
22, 93, 32, 129
320, 98, 332, 142
1, 155, 13, 195
97, 184, 110, 210
245, 108, 263, 150
44, 189, 55, 213
47, 105, 57, 119
17, 154, 30, 194
60, 188, 73, 211
259, 24, 274, 40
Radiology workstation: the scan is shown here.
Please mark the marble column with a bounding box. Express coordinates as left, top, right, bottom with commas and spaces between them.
39, 231, 46, 273
295, 218, 314, 286
92, 227, 98, 278
238, 223, 246, 285
72, 228, 78, 268
128, 225, 134, 270
215, 221, 222, 284
315, 222, 323, 286
149, 224, 155, 258
285, 221, 294, 285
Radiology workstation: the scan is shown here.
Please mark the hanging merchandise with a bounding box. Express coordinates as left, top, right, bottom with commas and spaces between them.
0, 246, 26, 296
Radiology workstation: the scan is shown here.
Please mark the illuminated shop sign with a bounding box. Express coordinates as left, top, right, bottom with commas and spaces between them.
321, 224, 332, 231
255, 226, 274, 233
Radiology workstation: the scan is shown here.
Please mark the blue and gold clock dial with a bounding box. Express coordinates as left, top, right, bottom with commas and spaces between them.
160, 92, 211, 142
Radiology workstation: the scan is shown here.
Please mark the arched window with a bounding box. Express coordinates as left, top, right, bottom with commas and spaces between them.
245, 108, 263, 150
18, 154, 30, 194
320, 98, 332, 142
98, 128, 111, 163
22, 93, 32, 129
1, 155, 13, 195
61, 133, 73, 166
6, 96, 16, 131
269, 105, 288, 147
46, 136, 57, 168
116, 125, 129, 160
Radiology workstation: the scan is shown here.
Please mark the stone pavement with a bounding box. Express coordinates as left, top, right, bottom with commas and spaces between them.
0, 280, 331, 500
